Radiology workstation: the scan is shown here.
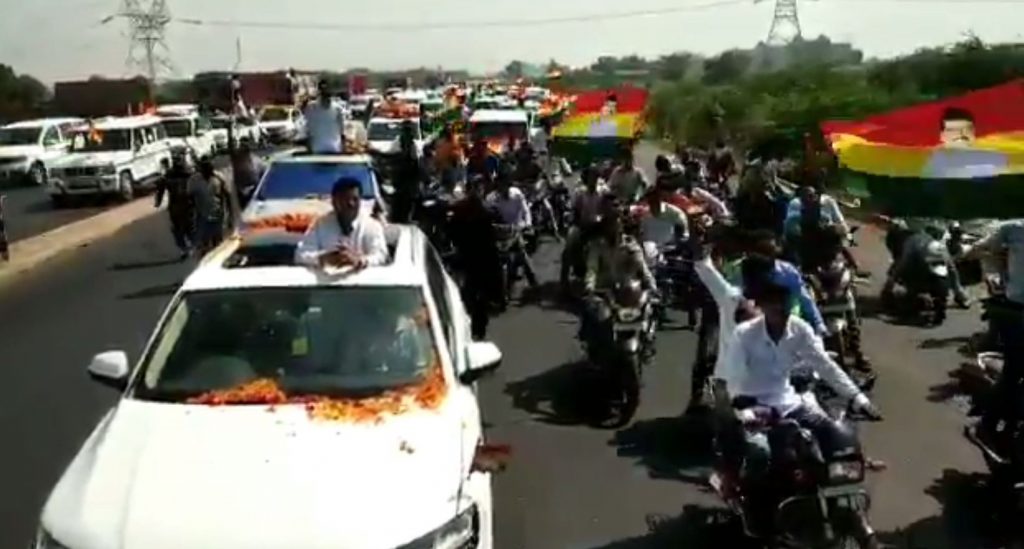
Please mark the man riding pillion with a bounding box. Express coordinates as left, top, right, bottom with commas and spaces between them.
608, 149, 650, 205
716, 273, 882, 501
560, 165, 608, 292
635, 187, 689, 271
580, 196, 659, 343
784, 181, 865, 277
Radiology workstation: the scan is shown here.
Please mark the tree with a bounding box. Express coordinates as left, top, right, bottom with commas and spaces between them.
0, 64, 49, 122
504, 60, 525, 79
702, 50, 753, 85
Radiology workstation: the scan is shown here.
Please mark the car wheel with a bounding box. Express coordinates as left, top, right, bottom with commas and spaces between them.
29, 162, 47, 186
118, 171, 135, 202
51, 195, 69, 209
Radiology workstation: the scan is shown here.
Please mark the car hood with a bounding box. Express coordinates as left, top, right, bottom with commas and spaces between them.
43, 399, 469, 549
52, 151, 134, 168
0, 144, 43, 158
243, 197, 375, 223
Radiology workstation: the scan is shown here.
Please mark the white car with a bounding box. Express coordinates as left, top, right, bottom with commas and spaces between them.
468, 109, 531, 156
366, 117, 424, 156
156, 111, 217, 163
241, 152, 386, 225
259, 105, 305, 144
47, 115, 173, 206
0, 117, 83, 186
35, 227, 501, 549
210, 115, 265, 152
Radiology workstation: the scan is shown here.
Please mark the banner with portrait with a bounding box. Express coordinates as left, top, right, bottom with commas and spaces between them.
821, 79, 1024, 219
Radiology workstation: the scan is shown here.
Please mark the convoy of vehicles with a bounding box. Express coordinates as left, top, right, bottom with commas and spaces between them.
155, 107, 217, 164
47, 115, 173, 205
0, 117, 84, 186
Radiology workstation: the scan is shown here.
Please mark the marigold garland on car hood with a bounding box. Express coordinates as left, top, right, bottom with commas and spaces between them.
243, 212, 319, 234
187, 364, 447, 423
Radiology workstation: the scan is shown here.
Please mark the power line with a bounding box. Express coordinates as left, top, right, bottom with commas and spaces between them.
173, 0, 749, 32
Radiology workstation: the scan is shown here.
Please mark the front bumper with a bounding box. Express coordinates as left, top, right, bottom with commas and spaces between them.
0, 160, 31, 181
47, 175, 120, 196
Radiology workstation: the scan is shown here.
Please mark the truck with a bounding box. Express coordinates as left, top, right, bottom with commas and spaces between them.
53, 78, 151, 118
192, 71, 317, 113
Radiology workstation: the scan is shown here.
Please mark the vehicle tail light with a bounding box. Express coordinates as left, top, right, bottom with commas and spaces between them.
472, 443, 512, 474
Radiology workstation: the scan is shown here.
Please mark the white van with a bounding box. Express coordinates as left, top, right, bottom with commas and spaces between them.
48, 115, 173, 206
0, 117, 84, 186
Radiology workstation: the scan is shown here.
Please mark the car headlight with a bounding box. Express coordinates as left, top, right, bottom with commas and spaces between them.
827, 460, 864, 483
100, 165, 117, 175
617, 307, 642, 323
34, 527, 70, 549
398, 505, 478, 549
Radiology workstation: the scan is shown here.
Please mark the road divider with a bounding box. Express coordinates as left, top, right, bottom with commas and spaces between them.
0, 198, 159, 287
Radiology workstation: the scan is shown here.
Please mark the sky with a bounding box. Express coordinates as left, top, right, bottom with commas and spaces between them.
1, 0, 1023, 83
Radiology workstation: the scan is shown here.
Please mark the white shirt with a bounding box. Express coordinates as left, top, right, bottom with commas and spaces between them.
304, 100, 347, 154
692, 187, 730, 219
487, 187, 532, 228
924, 147, 1007, 179
721, 315, 864, 415
572, 184, 608, 226
695, 257, 745, 379
295, 212, 389, 267
608, 166, 649, 203
640, 202, 689, 248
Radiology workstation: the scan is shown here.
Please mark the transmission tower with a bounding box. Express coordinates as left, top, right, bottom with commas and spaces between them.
117, 0, 174, 83
755, 0, 804, 45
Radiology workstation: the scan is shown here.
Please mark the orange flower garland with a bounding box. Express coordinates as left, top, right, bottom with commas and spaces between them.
244, 212, 320, 234
187, 362, 447, 424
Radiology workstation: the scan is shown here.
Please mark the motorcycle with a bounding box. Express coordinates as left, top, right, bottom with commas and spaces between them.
806, 227, 861, 372
494, 223, 526, 303
710, 381, 882, 549
583, 279, 658, 427
882, 224, 950, 325
417, 183, 457, 264
523, 177, 562, 247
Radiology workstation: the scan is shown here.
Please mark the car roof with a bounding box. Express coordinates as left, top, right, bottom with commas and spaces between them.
90, 115, 164, 130
181, 224, 428, 292
2, 117, 84, 129
469, 109, 529, 123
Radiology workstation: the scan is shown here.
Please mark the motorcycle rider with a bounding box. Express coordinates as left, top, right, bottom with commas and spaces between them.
580, 195, 658, 343
734, 160, 786, 235
488, 168, 539, 292
450, 177, 503, 340
636, 187, 689, 265
391, 120, 426, 224
560, 165, 608, 292
882, 221, 971, 311
608, 149, 650, 205
707, 139, 736, 185
466, 136, 500, 183
741, 229, 829, 338
717, 267, 881, 499
654, 154, 730, 219
961, 219, 1024, 455
784, 182, 866, 277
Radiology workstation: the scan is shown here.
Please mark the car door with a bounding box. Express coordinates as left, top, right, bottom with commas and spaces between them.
38, 125, 64, 165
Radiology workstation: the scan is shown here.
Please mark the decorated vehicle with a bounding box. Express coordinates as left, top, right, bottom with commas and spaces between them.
367, 117, 424, 157
0, 117, 84, 186
34, 226, 504, 549
155, 108, 217, 164
47, 115, 173, 205
468, 109, 530, 155
240, 152, 385, 230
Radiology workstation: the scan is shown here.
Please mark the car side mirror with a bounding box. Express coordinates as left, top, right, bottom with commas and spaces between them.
460, 341, 502, 384
88, 350, 130, 391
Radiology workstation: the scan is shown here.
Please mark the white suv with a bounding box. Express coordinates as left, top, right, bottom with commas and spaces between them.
157, 110, 217, 164
48, 115, 173, 206
0, 117, 83, 186
35, 226, 501, 549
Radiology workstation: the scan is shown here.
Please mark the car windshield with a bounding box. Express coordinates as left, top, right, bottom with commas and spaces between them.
471, 121, 527, 141
256, 161, 375, 200
161, 119, 194, 138
368, 121, 405, 141
0, 127, 41, 146
70, 129, 131, 152
134, 286, 438, 403
262, 108, 290, 122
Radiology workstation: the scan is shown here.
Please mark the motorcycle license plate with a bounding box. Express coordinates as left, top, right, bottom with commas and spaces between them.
932, 264, 949, 277
615, 322, 642, 331
709, 471, 724, 492
819, 302, 852, 314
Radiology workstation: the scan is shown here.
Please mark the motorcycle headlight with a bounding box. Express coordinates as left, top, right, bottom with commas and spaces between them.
398, 505, 478, 549
617, 307, 643, 323
100, 164, 117, 175
828, 460, 864, 483
34, 527, 70, 549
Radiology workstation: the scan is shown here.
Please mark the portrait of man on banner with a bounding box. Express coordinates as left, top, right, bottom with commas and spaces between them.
923, 107, 1008, 179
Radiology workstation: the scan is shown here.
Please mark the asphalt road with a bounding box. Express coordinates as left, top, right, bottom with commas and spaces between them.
0, 145, 998, 548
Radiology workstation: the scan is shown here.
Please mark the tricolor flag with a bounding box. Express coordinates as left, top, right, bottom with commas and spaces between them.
822, 79, 1024, 219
